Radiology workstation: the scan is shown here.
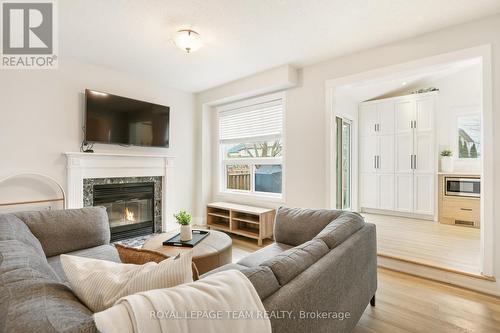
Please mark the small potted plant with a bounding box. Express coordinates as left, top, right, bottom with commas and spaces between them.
174, 210, 192, 241
440, 150, 454, 172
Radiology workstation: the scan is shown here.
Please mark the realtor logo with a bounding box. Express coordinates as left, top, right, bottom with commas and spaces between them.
1, 0, 57, 68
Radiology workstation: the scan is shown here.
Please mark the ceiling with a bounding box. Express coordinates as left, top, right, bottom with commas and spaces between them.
59, 0, 500, 93
335, 58, 482, 103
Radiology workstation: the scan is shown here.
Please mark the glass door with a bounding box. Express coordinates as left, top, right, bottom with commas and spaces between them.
336, 117, 352, 210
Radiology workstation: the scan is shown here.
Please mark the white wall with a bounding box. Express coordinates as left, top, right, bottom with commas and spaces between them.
195, 14, 500, 285
194, 65, 298, 224
0, 59, 196, 218
431, 67, 482, 173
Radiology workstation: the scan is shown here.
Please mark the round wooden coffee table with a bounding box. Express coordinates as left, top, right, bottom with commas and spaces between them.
142, 230, 232, 275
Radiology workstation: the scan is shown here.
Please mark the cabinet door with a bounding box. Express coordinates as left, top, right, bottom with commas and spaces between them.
414, 174, 434, 215
395, 100, 414, 134
377, 101, 395, 135
395, 133, 413, 173
360, 173, 378, 209
395, 174, 413, 212
378, 174, 395, 210
378, 135, 394, 173
415, 97, 434, 132
360, 136, 378, 173
414, 132, 434, 174
359, 104, 378, 136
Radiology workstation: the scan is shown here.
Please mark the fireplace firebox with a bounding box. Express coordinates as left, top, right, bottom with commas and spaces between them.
93, 182, 155, 241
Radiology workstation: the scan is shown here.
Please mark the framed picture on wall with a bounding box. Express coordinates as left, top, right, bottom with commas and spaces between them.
457, 114, 481, 159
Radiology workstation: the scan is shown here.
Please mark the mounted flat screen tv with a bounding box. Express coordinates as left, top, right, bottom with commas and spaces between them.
85, 89, 170, 148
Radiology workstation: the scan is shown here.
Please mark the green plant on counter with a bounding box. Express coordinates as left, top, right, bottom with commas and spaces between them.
440, 150, 453, 157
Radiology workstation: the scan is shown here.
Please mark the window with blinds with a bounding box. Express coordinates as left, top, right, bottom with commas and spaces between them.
217, 94, 284, 197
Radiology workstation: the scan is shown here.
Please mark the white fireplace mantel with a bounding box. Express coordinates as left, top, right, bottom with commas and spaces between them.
63, 152, 176, 230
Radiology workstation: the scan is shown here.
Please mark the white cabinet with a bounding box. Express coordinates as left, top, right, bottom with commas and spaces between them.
414, 174, 434, 215
395, 174, 413, 212
395, 100, 414, 134
414, 132, 434, 173
378, 174, 395, 210
415, 97, 434, 132
359, 104, 378, 136
360, 174, 378, 209
395, 133, 413, 173
359, 100, 395, 211
360, 136, 378, 173
377, 102, 395, 135
359, 92, 436, 217
360, 102, 395, 137
378, 136, 395, 173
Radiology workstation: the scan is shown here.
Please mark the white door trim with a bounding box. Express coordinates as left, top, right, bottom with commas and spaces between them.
325, 44, 494, 277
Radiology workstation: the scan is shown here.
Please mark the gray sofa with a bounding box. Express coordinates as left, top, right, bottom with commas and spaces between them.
0, 206, 376, 333
205, 207, 378, 333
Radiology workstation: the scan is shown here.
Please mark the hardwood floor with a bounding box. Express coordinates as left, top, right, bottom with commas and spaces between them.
354, 268, 500, 333
231, 235, 500, 333
362, 213, 481, 275
230, 233, 273, 262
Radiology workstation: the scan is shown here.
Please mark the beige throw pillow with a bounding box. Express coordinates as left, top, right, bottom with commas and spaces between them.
60, 251, 193, 312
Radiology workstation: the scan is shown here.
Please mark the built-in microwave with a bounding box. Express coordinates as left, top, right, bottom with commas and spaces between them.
445, 177, 480, 198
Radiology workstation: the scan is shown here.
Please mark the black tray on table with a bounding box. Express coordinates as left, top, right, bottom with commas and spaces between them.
162, 230, 210, 247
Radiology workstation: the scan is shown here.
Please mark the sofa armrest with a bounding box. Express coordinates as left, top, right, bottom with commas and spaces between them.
15, 207, 110, 257
264, 223, 377, 333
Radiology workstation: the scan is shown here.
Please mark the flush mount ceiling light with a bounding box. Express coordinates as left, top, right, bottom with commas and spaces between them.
174, 29, 202, 53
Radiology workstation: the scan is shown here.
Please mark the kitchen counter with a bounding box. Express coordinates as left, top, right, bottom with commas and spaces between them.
437, 172, 481, 177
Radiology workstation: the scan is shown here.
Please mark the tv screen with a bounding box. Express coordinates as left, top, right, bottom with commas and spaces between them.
85, 89, 170, 148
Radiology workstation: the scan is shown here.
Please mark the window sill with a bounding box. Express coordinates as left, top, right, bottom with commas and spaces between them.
216, 191, 284, 205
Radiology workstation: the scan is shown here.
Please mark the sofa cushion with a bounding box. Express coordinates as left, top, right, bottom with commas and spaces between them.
261, 239, 329, 285
237, 242, 294, 267
15, 207, 110, 257
314, 212, 365, 249
0, 240, 96, 333
202, 264, 281, 300
201, 263, 248, 276
60, 251, 193, 312
48, 245, 121, 283
0, 213, 45, 256
274, 207, 343, 246
240, 266, 281, 300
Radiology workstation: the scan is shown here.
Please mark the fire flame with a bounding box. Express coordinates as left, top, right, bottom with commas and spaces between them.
124, 207, 135, 221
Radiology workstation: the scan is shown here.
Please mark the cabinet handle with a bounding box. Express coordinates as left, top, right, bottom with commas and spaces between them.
374, 124, 377, 132
460, 208, 473, 211
374, 156, 377, 169
410, 155, 413, 169
414, 155, 417, 170
376, 155, 380, 169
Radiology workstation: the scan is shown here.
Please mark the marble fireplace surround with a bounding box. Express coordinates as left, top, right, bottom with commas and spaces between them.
64, 152, 175, 231
83, 176, 163, 233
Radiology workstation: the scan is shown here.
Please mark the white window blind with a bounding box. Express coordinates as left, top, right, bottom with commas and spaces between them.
219, 98, 283, 144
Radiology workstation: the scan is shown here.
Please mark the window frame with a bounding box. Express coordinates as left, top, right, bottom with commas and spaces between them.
217, 92, 285, 201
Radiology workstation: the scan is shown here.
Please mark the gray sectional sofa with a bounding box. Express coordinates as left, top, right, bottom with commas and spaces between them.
0, 206, 376, 333
205, 207, 378, 333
